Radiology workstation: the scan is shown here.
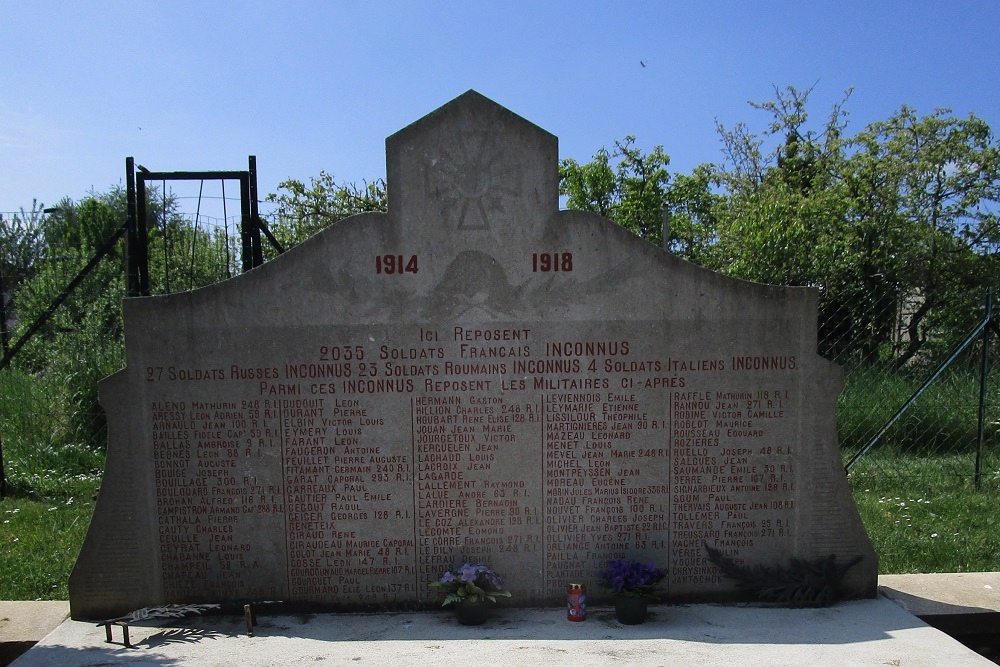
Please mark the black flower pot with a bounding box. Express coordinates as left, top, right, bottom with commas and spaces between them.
454, 599, 490, 625
614, 596, 649, 625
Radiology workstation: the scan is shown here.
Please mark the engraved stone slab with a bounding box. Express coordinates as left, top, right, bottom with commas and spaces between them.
69, 91, 877, 619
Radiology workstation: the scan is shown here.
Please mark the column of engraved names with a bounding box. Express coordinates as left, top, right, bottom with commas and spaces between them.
413, 392, 535, 587
154, 397, 283, 600
282, 392, 413, 604
282, 396, 339, 598
338, 384, 417, 603
413, 395, 473, 587
541, 339, 670, 596
716, 374, 796, 557
152, 400, 208, 600
669, 389, 724, 586
542, 392, 618, 592
591, 390, 669, 566
710, 373, 796, 561
669, 371, 796, 588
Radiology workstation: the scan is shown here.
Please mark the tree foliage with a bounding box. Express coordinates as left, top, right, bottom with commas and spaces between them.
712, 86, 852, 285
0, 201, 47, 350
7, 186, 215, 452
264, 171, 386, 254
562, 86, 1000, 368
560, 137, 671, 248
712, 87, 1000, 365
662, 164, 723, 266
0, 201, 46, 292
852, 106, 1000, 365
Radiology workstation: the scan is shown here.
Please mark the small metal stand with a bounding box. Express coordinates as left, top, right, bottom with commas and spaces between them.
244, 603, 256, 637
102, 620, 131, 647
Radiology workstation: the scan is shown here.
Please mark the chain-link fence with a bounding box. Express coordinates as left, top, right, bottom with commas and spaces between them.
823, 286, 999, 491
0, 209, 247, 497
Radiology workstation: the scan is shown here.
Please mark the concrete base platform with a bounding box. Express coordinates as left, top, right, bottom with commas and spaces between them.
880, 572, 1000, 661
0, 602, 68, 667
6, 597, 996, 666
880, 572, 1000, 616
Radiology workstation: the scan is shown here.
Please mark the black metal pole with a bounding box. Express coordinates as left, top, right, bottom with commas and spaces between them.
257, 218, 285, 255
138, 181, 150, 296
975, 288, 993, 490
240, 174, 253, 272
136, 178, 150, 297
126, 158, 140, 297
0, 431, 6, 498
249, 156, 263, 267
0, 265, 8, 355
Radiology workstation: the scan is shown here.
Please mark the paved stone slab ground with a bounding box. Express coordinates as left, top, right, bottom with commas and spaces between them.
880, 572, 1000, 616
8, 598, 995, 666
0, 602, 69, 645
0, 602, 68, 667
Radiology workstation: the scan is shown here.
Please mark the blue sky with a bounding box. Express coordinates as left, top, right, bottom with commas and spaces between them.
3, 1, 999, 221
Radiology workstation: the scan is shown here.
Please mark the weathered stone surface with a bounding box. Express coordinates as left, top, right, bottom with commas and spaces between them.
69, 90, 877, 620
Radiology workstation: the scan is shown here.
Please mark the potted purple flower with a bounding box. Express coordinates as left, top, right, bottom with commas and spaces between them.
598, 559, 666, 624
430, 563, 511, 625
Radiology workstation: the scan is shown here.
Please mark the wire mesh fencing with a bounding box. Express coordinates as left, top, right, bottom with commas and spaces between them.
0, 209, 241, 496
822, 286, 999, 491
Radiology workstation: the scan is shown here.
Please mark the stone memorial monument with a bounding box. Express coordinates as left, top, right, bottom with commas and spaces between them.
70, 91, 877, 620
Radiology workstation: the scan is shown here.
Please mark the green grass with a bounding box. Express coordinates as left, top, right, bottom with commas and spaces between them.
0, 369, 105, 498
838, 365, 997, 458
848, 450, 1000, 573
838, 363, 1000, 572
0, 487, 97, 599
0, 366, 104, 599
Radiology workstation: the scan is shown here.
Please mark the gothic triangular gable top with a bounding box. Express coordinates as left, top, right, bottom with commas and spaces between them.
69, 90, 876, 620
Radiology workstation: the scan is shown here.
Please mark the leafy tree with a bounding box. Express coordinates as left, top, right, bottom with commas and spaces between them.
0, 201, 47, 349
852, 107, 1000, 366
264, 172, 386, 255
10, 196, 125, 448
712, 86, 1000, 367
8, 184, 213, 451
662, 164, 724, 266
0, 201, 46, 288
559, 137, 671, 248
14, 197, 126, 355
712, 85, 852, 285
40, 196, 120, 254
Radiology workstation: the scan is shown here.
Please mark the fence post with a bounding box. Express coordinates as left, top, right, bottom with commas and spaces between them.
0, 254, 8, 355
0, 432, 6, 497
239, 173, 253, 273
975, 288, 993, 490
126, 158, 152, 297
846, 309, 994, 472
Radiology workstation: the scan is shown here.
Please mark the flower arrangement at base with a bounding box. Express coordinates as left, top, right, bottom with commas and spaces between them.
598, 559, 666, 599
599, 559, 667, 625
430, 563, 512, 606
